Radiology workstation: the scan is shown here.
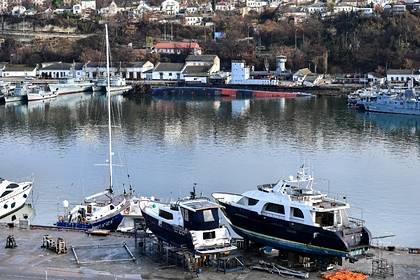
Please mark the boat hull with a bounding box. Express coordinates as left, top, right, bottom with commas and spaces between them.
27, 93, 58, 101
56, 213, 124, 231
48, 84, 92, 95
358, 103, 420, 116
215, 197, 370, 258
141, 209, 193, 249
4, 95, 27, 103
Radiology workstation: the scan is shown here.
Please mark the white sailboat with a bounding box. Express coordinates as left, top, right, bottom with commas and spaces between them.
56, 24, 130, 230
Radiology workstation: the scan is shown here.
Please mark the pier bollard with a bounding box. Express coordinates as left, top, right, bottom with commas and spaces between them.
5, 235, 17, 248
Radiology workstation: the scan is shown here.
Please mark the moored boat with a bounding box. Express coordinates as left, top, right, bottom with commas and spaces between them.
48, 77, 93, 95
27, 86, 58, 101
142, 188, 237, 254
356, 86, 420, 115
212, 165, 371, 260
4, 82, 28, 103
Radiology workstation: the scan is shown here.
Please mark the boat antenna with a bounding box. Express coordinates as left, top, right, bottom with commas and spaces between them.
190, 183, 197, 199
105, 23, 113, 195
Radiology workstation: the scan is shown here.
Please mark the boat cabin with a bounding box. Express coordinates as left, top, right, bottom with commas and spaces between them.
178, 199, 220, 231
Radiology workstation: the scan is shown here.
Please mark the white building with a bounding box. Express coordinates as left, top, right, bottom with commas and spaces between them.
230, 61, 278, 85
306, 2, 327, 14
85, 61, 154, 80
152, 62, 184, 80
2, 65, 37, 77
0, 0, 7, 12
184, 15, 203, 26
161, 0, 179, 15
246, 0, 268, 11
39, 62, 85, 79
181, 55, 221, 83
100, 1, 120, 16
215, 2, 235, 11
185, 5, 199, 14
386, 69, 420, 84
185, 55, 220, 73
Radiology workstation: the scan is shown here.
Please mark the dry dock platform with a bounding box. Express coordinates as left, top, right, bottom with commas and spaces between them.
0, 225, 419, 279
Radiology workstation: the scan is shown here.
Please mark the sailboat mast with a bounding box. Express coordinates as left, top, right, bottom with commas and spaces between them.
105, 24, 113, 193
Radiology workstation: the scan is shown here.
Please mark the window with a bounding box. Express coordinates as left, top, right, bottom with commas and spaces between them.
203, 209, 215, 222
316, 211, 334, 227
203, 231, 216, 239
182, 209, 189, 221
248, 198, 259, 206
159, 210, 173, 220
11, 202, 15, 208
0, 190, 13, 198
264, 203, 285, 214
3, 204, 8, 209
291, 207, 304, 219
6, 183, 19, 189
110, 205, 115, 210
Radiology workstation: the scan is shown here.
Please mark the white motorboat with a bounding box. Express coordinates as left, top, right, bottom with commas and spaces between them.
0, 177, 33, 219
4, 83, 28, 103
27, 86, 59, 101
93, 75, 132, 94
48, 77, 93, 95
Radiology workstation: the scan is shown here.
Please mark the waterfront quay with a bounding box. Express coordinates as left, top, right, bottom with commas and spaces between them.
0, 224, 419, 280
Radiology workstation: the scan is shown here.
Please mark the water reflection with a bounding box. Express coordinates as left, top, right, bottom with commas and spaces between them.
0, 95, 420, 246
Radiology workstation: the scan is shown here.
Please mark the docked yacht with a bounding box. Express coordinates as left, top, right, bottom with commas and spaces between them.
0, 177, 33, 219
55, 25, 130, 231
4, 83, 28, 103
212, 165, 371, 260
142, 189, 237, 254
27, 86, 58, 101
93, 76, 132, 94
357, 86, 420, 115
48, 77, 93, 95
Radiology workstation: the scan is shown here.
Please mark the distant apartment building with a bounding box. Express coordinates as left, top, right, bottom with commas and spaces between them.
161, 0, 179, 15
0, 0, 8, 12
184, 15, 203, 26
73, 0, 96, 14
152, 41, 202, 55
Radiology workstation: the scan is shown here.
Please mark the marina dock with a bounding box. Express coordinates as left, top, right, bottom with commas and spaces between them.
0, 224, 419, 279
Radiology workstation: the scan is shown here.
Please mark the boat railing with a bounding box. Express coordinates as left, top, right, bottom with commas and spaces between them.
348, 216, 365, 227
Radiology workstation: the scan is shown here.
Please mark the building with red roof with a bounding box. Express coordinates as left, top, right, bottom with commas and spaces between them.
152, 41, 202, 55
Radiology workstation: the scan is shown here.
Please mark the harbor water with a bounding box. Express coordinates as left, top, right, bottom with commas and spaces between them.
0, 93, 419, 247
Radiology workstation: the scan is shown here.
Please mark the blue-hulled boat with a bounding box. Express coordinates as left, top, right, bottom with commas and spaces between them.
56, 24, 129, 231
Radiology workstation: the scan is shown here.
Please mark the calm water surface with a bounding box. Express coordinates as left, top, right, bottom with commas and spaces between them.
1, 93, 419, 247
